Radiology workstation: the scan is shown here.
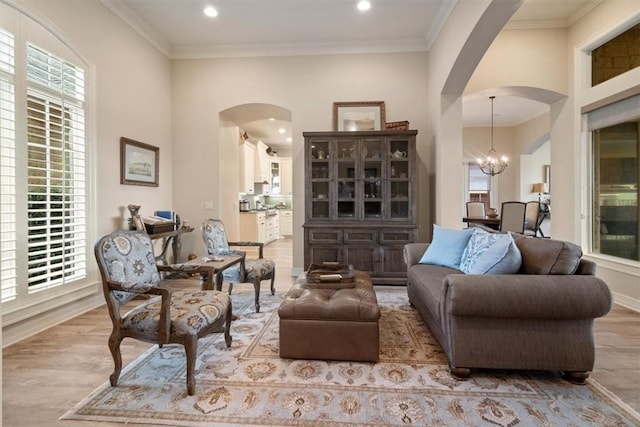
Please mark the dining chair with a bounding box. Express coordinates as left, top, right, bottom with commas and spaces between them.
499, 201, 527, 234
466, 201, 486, 217
201, 219, 276, 313
94, 230, 232, 396
524, 201, 541, 237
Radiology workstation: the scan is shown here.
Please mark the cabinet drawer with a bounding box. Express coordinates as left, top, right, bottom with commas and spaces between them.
344, 229, 377, 244
308, 229, 343, 244
379, 229, 415, 244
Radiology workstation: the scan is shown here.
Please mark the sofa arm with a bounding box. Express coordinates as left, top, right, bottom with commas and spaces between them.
404, 243, 429, 267
444, 274, 612, 320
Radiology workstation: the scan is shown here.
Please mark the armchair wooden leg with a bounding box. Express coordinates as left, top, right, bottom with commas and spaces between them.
270, 272, 276, 296
252, 279, 261, 313
224, 299, 233, 347
227, 282, 234, 295
108, 333, 123, 387
184, 336, 198, 396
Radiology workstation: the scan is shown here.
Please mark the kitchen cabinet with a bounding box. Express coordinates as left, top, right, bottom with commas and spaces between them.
266, 211, 279, 243
254, 141, 271, 185
302, 130, 418, 284
280, 157, 292, 195
239, 211, 266, 243
239, 211, 280, 244
279, 209, 293, 236
241, 142, 256, 194
270, 159, 281, 194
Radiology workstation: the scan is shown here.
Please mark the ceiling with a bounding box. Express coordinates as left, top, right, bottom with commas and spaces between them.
102, 0, 601, 150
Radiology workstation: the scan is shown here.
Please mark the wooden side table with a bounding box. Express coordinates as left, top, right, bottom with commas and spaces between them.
149, 227, 194, 264
183, 253, 246, 291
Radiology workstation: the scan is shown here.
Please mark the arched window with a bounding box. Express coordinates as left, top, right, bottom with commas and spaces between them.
1, 4, 90, 309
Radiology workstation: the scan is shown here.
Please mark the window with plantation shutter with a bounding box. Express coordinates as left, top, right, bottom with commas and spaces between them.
1, 18, 89, 306
25, 43, 87, 292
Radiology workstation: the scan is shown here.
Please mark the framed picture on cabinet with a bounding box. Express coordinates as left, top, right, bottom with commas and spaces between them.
120, 137, 159, 187
333, 101, 386, 131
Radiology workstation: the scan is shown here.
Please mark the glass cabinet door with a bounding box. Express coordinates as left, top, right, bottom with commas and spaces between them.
389, 137, 411, 220
336, 138, 357, 218
362, 138, 384, 219
309, 140, 330, 219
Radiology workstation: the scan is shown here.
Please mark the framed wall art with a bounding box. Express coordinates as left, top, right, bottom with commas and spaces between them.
120, 137, 159, 187
333, 101, 386, 131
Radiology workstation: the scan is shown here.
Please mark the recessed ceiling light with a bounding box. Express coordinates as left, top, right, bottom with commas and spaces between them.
357, 0, 371, 12
268, 117, 275, 121
286, 137, 292, 143
278, 128, 286, 134
204, 6, 218, 17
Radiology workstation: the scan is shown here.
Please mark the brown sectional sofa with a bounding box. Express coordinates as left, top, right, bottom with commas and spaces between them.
404, 234, 612, 383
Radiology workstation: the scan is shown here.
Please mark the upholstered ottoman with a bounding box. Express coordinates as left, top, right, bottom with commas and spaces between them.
278, 271, 380, 362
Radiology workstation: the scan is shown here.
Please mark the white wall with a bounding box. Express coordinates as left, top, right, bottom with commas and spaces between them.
515, 113, 551, 201
169, 53, 430, 270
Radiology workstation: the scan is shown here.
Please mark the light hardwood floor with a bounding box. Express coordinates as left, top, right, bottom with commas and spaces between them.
3, 237, 639, 426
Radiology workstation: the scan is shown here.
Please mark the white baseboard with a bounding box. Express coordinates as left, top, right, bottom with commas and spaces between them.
612, 291, 640, 313
2, 294, 104, 348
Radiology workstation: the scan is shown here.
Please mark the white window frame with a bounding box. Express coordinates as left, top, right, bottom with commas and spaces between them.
1, 3, 96, 324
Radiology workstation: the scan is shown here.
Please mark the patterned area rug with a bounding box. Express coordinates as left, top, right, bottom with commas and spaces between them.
62, 287, 640, 426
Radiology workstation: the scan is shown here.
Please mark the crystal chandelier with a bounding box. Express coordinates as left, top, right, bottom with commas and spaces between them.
477, 96, 508, 176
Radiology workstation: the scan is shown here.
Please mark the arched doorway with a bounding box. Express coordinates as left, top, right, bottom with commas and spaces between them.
218, 103, 293, 251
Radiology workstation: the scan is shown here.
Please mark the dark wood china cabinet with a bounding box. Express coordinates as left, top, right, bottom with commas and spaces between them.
303, 130, 418, 284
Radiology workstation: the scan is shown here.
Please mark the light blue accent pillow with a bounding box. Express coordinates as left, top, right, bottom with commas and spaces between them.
419, 225, 476, 269
460, 229, 522, 274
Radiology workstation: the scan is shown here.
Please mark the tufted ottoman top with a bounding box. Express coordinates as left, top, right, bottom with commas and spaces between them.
278, 271, 380, 322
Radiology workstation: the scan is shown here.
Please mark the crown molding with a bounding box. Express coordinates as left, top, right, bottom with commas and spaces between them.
170, 38, 430, 60
504, 0, 602, 30
100, 0, 171, 57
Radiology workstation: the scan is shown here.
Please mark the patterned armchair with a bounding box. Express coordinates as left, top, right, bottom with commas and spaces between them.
201, 219, 275, 313
94, 230, 232, 396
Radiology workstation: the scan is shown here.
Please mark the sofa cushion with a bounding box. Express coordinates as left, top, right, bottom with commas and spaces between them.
408, 263, 461, 324
460, 230, 522, 274
419, 225, 475, 269
512, 234, 582, 275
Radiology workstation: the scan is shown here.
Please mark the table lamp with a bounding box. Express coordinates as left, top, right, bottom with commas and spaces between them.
531, 183, 547, 202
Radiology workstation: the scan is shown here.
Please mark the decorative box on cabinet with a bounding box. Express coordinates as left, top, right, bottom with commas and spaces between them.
302, 130, 418, 285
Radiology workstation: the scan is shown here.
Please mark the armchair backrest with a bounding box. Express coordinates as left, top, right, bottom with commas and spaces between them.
466, 201, 486, 217
202, 219, 232, 255
500, 201, 526, 234
524, 201, 540, 231
94, 230, 161, 305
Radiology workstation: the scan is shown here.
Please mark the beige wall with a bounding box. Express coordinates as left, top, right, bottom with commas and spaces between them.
14, 0, 175, 234
2, 0, 175, 345
169, 53, 430, 268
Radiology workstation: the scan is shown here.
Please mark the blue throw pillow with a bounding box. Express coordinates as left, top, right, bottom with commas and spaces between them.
460, 229, 522, 274
419, 225, 476, 269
